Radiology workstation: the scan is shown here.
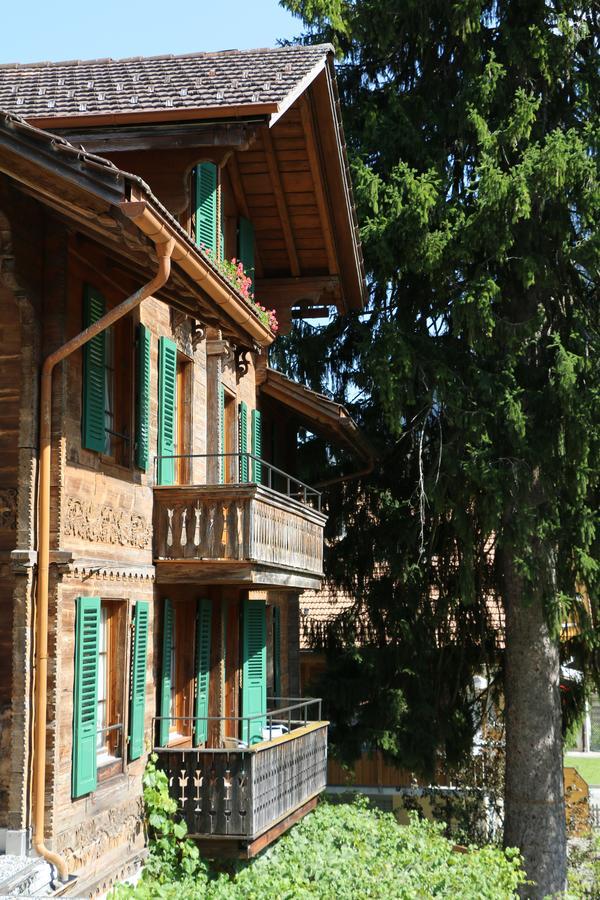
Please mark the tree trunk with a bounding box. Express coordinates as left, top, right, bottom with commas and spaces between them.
503, 549, 567, 898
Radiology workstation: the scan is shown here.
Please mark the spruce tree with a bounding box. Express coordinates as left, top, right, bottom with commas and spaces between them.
278, 2, 600, 895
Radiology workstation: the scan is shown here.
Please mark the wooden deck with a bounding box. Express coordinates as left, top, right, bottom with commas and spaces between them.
153, 484, 326, 588
155, 722, 328, 854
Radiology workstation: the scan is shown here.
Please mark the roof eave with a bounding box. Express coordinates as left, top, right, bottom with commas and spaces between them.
261, 368, 374, 462
0, 110, 275, 348
24, 102, 279, 131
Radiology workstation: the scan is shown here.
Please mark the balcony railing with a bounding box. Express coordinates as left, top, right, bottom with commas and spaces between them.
153, 699, 328, 844
152, 455, 326, 583
154, 453, 322, 510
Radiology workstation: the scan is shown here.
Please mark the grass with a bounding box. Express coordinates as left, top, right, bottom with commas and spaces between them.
565, 755, 600, 786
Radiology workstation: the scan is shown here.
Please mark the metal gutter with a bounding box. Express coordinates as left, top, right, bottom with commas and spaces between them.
121, 198, 274, 346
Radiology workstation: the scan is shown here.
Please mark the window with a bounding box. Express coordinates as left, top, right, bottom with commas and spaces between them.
104, 318, 133, 466
174, 354, 192, 484
72, 595, 148, 798
158, 339, 192, 486
238, 216, 255, 282
159, 598, 212, 748
81, 284, 133, 467
223, 388, 236, 483
167, 599, 197, 745
96, 600, 126, 780
193, 162, 218, 255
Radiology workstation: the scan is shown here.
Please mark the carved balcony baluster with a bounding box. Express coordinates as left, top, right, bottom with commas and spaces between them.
153, 484, 326, 586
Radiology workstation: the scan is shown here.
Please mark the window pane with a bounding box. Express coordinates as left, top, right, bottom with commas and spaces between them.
97, 606, 108, 752
104, 326, 115, 456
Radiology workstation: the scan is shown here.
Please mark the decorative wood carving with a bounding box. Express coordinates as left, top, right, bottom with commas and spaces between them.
191, 320, 206, 349
64, 497, 151, 549
171, 309, 193, 356
0, 488, 17, 529
236, 348, 252, 376
206, 338, 234, 360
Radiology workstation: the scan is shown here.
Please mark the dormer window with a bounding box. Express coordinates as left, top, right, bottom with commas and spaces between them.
238, 216, 255, 283
193, 162, 218, 257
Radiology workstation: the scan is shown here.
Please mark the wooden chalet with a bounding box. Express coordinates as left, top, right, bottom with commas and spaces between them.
0, 45, 367, 894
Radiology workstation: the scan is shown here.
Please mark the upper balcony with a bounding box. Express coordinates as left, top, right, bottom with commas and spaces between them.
153, 453, 326, 589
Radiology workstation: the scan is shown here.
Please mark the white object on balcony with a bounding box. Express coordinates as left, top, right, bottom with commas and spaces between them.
262, 725, 288, 741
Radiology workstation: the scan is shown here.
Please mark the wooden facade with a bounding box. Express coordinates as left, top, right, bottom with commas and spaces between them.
0, 45, 365, 895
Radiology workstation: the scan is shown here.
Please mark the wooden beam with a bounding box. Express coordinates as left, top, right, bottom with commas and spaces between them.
299, 96, 338, 276
261, 128, 301, 277
255, 275, 340, 306
190, 795, 320, 859
292, 306, 330, 319
246, 796, 319, 858
28, 102, 277, 130
58, 122, 259, 154
227, 153, 264, 278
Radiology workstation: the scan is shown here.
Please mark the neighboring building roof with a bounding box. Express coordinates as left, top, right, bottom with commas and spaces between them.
262, 368, 375, 463
0, 45, 332, 125
301, 582, 355, 650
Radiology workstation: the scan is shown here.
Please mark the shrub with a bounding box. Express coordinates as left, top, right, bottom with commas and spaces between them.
111, 754, 208, 899
112, 790, 525, 899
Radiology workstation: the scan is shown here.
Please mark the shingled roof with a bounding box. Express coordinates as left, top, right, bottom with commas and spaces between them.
0, 45, 332, 123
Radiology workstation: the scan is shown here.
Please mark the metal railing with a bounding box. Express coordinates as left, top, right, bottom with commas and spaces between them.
153, 452, 322, 510
153, 697, 323, 750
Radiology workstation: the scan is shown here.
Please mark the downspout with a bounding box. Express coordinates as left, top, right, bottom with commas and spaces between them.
33, 235, 174, 882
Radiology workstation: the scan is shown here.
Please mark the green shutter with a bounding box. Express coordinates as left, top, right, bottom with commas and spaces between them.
159, 599, 173, 747
273, 606, 281, 698
239, 401, 248, 483
251, 408, 262, 484
135, 324, 151, 470
238, 217, 255, 284
242, 599, 267, 745
195, 162, 217, 254
218, 382, 225, 485
194, 599, 212, 746
72, 596, 100, 798
129, 601, 149, 761
158, 337, 177, 486
82, 285, 106, 453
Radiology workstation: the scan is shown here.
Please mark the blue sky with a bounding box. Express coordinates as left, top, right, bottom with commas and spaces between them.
0, 1, 302, 65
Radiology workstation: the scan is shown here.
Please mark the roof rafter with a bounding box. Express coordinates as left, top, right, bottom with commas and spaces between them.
261, 127, 300, 278
299, 95, 338, 276
227, 152, 264, 279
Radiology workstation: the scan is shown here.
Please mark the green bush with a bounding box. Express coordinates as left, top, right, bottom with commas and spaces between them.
112, 783, 525, 899
111, 753, 208, 898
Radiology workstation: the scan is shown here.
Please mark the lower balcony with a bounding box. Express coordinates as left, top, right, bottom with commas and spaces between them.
153, 454, 326, 589
154, 699, 328, 857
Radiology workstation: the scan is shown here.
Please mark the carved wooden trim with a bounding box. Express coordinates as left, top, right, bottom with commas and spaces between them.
0, 488, 17, 529
63, 497, 152, 550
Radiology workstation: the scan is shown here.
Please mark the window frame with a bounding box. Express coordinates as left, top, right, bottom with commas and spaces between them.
173, 351, 193, 485
167, 599, 197, 747
96, 599, 129, 784
222, 386, 237, 484
101, 315, 134, 468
